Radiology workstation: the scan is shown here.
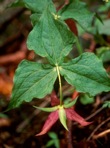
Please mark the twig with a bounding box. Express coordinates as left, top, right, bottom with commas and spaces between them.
87, 117, 110, 141
85, 93, 110, 121
72, 93, 110, 126
16, 97, 50, 133
93, 129, 110, 139
0, 32, 22, 50
0, 51, 25, 65
85, 107, 104, 121
0, 40, 27, 65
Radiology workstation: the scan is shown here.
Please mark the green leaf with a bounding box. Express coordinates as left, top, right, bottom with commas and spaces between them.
48, 132, 60, 148
27, 5, 75, 65
58, 0, 94, 29
0, 113, 8, 118
48, 132, 58, 139
80, 94, 94, 105
103, 101, 110, 108
23, 0, 50, 13
8, 60, 57, 109
46, 140, 54, 147
30, 13, 41, 26
9, 0, 25, 7
60, 52, 110, 96
23, 0, 55, 26
33, 106, 58, 112
95, 19, 110, 35
64, 98, 77, 108
98, 2, 110, 12
96, 46, 110, 62
25, 1, 56, 26
58, 107, 68, 130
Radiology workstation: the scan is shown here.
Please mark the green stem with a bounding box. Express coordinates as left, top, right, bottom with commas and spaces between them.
56, 64, 63, 105
75, 36, 83, 55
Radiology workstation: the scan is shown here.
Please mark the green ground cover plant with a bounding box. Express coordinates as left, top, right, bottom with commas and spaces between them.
8, 0, 110, 136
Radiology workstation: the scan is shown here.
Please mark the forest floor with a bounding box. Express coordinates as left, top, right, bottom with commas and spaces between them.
0, 1, 110, 148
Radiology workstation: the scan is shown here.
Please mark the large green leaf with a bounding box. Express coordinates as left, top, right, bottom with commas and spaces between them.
60, 52, 110, 96
24, 0, 56, 26
23, 0, 50, 13
27, 6, 75, 65
95, 19, 110, 35
58, 0, 94, 29
8, 60, 57, 109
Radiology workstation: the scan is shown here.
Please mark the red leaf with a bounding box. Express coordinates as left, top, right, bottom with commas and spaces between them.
65, 19, 78, 36
50, 91, 60, 106
65, 108, 91, 126
36, 111, 58, 136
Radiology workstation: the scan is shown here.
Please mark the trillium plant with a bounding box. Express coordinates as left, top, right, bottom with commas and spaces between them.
34, 91, 90, 136
8, 0, 110, 136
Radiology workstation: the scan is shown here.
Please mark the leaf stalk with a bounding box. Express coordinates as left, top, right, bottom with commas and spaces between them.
56, 64, 63, 105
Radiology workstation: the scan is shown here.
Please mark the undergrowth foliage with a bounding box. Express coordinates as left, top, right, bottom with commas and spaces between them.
8, 0, 110, 135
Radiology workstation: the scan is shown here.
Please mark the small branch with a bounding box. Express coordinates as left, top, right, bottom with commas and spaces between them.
93, 129, 110, 139
73, 93, 110, 126
87, 117, 110, 141
0, 40, 27, 65
16, 97, 50, 133
0, 51, 25, 65
86, 93, 110, 121
85, 107, 103, 121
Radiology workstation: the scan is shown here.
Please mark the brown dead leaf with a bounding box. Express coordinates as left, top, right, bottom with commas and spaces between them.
0, 118, 11, 127
0, 75, 13, 96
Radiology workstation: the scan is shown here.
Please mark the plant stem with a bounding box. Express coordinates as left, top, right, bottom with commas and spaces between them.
56, 64, 63, 105
75, 36, 83, 55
